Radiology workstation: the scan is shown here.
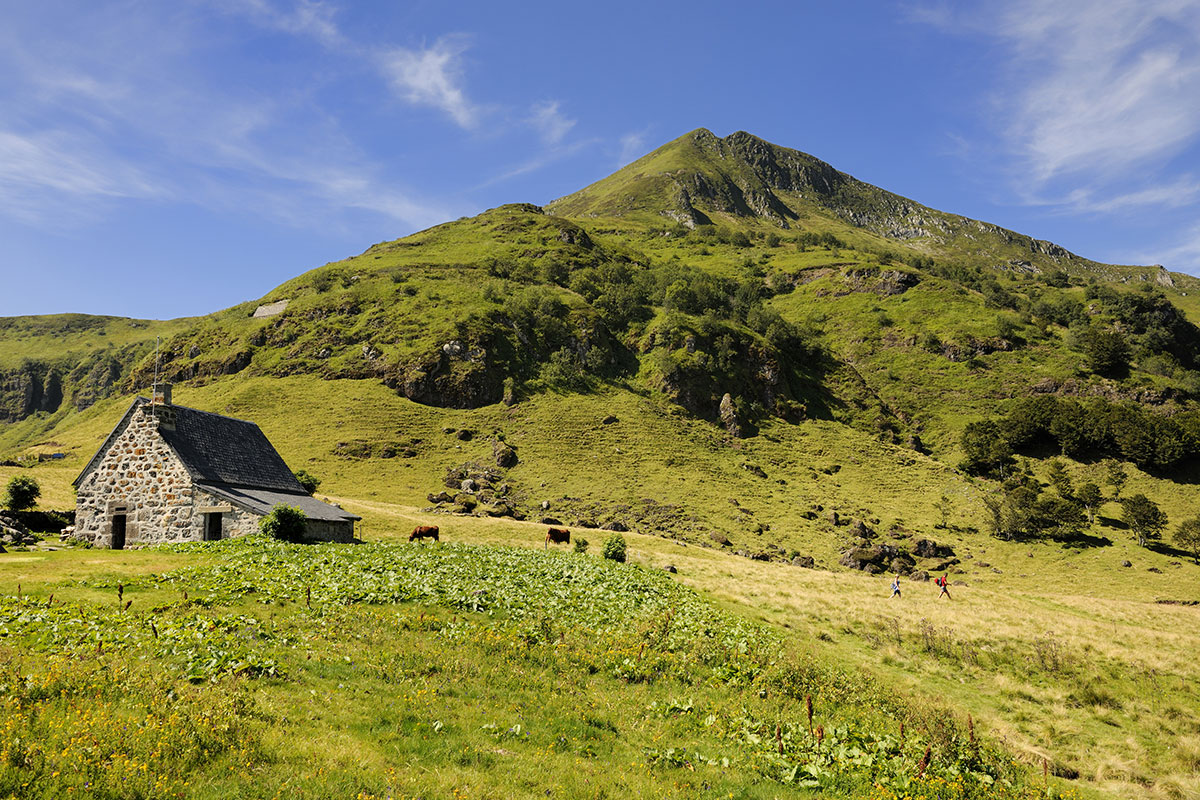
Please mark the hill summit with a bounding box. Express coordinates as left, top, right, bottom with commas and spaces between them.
551, 128, 1119, 277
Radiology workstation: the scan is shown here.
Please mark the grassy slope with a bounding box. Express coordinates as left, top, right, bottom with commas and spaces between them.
3, 130, 1200, 799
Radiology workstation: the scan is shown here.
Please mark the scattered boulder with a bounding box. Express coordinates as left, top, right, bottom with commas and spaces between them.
850, 519, 874, 539
910, 571, 929, 582
0, 513, 40, 546
912, 539, 955, 559
453, 493, 478, 512
791, 556, 815, 568
602, 520, 629, 532
742, 463, 767, 478
541, 517, 563, 526
460, 479, 478, 493
1121, 560, 1132, 567
427, 490, 454, 504
455, 429, 474, 441
662, 564, 677, 574
840, 544, 913, 574
492, 439, 518, 468
575, 519, 598, 529
483, 503, 513, 518
828, 511, 841, 527
709, 532, 733, 547
1148, 567, 1163, 573
601, 414, 618, 425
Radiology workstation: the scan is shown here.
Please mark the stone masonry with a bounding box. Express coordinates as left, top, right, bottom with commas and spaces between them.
74, 403, 203, 547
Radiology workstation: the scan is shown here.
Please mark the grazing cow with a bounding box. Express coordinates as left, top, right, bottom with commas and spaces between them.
545, 527, 570, 549
410, 525, 440, 543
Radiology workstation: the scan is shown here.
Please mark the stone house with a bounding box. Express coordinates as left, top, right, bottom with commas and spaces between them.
73, 385, 358, 547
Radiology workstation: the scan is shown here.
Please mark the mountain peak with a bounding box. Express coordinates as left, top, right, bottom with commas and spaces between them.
548, 128, 1125, 277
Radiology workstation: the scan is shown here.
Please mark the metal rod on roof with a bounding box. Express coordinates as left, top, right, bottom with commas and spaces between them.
152, 336, 161, 407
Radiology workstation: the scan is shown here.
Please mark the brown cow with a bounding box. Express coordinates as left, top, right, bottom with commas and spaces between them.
410, 525, 440, 543
545, 527, 570, 549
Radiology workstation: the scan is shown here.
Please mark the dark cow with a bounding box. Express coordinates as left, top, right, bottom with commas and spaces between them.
410, 525, 440, 543
545, 527, 570, 549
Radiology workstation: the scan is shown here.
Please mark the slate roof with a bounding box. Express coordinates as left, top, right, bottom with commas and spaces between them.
159, 404, 305, 492
201, 484, 360, 522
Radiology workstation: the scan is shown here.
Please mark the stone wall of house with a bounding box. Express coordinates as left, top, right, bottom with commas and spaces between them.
193, 487, 261, 540
303, 519, 356, 543
75, 404, 198, 548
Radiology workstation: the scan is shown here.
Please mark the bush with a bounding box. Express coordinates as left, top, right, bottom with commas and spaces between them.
602, 533, 627, 563
2, 475, 40, 511
259, 504, 307, 543
293, 470, 321, 495
573, 537, 589, 554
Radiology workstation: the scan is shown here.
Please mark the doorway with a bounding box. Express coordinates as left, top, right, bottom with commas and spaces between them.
204, 512, 223, 541
111, 514, 126, 550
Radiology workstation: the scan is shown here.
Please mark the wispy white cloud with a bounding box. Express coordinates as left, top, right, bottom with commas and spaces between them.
528, 100, 575, 146
0, 4, 455, 232
380, 35, 478, 128
1128, 223, 1200, 271
1057, 177, 1200, 214
211, 0, 343, 46
617, 129, 651, 167
916, 0, 1200, 214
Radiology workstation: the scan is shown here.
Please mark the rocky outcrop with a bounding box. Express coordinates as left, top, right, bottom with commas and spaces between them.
719, 392, 743, 438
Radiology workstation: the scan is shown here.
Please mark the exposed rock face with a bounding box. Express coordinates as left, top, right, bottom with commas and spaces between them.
394, 338, 505, 408
719, 392, 743, 438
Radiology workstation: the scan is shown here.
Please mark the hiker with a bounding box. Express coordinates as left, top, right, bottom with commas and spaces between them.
936, 573, 952, 600
890, 574, 902, 599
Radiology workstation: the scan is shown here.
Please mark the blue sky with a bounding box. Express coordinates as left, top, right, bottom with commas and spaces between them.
3, 0, 1200, 318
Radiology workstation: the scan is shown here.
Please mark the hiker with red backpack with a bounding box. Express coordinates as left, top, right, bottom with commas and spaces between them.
936, 573, 951, 599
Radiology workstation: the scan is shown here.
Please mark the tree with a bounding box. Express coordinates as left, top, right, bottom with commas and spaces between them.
1045, 459, 1073, 498
2, 475, 40, 511
934, 494, 953, 529
1103, 459, 1128, 499
1174, 518, 1200, 563
293, 469, 321, 495
1084, 328, 1130, 377
960, 420, 1013, 476
1075, 482, 1103, 524
1120, 494, 1167, 548
259, 504, 307, 543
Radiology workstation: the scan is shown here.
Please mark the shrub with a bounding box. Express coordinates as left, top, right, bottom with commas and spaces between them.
602, 533, 627, 563
259, 504, 307, 543
573, 537, 589, 554
2, 475, 40, 511
293, 469, 321, 495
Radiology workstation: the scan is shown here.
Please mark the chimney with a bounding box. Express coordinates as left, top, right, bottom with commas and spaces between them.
152, 382, 173, 406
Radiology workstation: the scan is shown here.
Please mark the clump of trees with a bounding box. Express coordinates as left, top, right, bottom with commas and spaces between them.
961, 395, 1200, 475
980, 459, 1167, 549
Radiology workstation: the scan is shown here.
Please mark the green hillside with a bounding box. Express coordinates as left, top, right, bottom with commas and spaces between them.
3, 128, 1200, 799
